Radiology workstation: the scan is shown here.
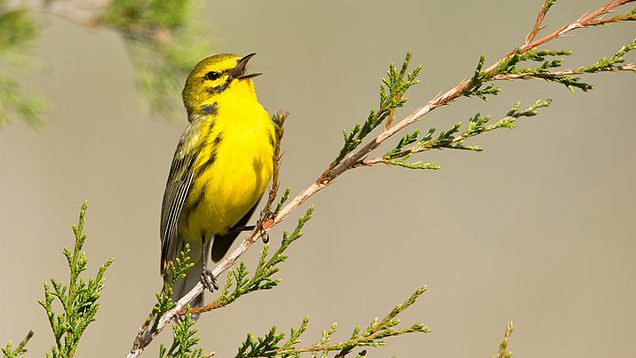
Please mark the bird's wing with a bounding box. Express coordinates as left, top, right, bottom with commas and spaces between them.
160, 125, 199, 273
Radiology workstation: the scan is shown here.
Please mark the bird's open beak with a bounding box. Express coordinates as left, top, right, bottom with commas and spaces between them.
231, 53, 262, 80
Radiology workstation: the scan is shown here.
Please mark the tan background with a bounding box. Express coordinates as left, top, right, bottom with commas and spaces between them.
1, 1, 635, 357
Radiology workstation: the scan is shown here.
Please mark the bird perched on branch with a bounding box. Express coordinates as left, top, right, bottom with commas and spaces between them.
160, 53, 274, 308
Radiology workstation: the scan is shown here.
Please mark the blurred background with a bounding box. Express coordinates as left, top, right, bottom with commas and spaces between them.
1, 0, 635, 356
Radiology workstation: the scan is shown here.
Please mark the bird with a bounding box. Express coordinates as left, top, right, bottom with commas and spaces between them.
160, 53, 274, 308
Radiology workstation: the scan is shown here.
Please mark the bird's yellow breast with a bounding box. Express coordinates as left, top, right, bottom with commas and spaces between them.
179, 98, 274, 242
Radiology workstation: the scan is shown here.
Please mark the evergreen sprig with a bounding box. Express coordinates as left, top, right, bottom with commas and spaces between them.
492, 322, 515, 358
588, 5, 636, 26
504, 40, 636, 91
218, 207, 314, 308
235, 286, 429, 357
274, 188, 291, 216
1, 331, 34, 358
99, 0, 209, 122
159, 310, 208, 358
465, 39, 636, 99
154, 244, 195, 318
0, 0, 43, 128
152, 247, 206, 357
581, 39, 636, 73
330, 51, 421, 170
37, 202, 113, 358
542, 0, 557, 15
236, 327, 285, 358
0, 0, 209, 127
465, 55, 503, 100
381, 99, 552, 170
465, 49, 577, 99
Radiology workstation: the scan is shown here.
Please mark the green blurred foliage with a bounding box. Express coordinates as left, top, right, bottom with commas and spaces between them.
0, 0, 209, 129
0, 0, 44, 128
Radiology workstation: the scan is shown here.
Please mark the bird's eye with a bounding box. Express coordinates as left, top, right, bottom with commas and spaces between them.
205, 71, 220, 81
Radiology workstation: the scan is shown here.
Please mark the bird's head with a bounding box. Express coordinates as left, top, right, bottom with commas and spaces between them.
182, 53, 262, 118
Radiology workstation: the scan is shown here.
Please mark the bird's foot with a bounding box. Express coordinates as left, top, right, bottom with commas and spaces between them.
200, 269, 218, 292
229, 225, 255, 233
259, 227, 270, 243
257, 216, 274, 244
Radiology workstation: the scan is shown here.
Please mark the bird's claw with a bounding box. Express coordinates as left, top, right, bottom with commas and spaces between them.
200, 269, 218, 292
257, 216, 273, 243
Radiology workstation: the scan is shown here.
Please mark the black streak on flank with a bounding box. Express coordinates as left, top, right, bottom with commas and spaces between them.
196, 151, 216, 177
185, 186, 206, 227
186, 132, 222, 222
200, 102, 218, 115
195, 141, 220, 178
207, 118, 216, 135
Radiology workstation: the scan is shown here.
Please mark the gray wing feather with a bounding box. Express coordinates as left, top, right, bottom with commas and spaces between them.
160, 125, 200, 273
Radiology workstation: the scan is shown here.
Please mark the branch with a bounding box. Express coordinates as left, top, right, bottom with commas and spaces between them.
126, 1, 636, 356
525, 0, 556, 45
39, 202, 113, 358
588, 6, 636, 26
9, 0, 102, 26
256, 110, 288, 235
185, 204, 312, 316
323, 0, 636, 182
234, 286, 429, 357
1, 331, 34, 358
491, 64, 635, 80
360, 99, 554, 169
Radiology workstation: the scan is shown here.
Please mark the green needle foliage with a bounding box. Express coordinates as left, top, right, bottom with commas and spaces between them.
577, 39, 636, 74
330, 51, 421, 170
0, 0, 208, 127
492, 323, 515, 358
465, 48, 587, 98
152, 247, 207, 357
100, 0, 209, 121
2, 2, 636, 357
358, 39, 634, 174
273, 188, 291, 216
465, 55, 504, 100
159, 311, 207, 358
38, 202, 113, 358
382, 99, 553, 170
218, 206, 314, 307
154, 206, 314, 357
155, 245, 195, 318
0, 0, 43, 128
464, 40, 636, 99
327, 37, 635, 177
1, 331, 34, 358
235, 286, 429, 357
542, 0, 557, 16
